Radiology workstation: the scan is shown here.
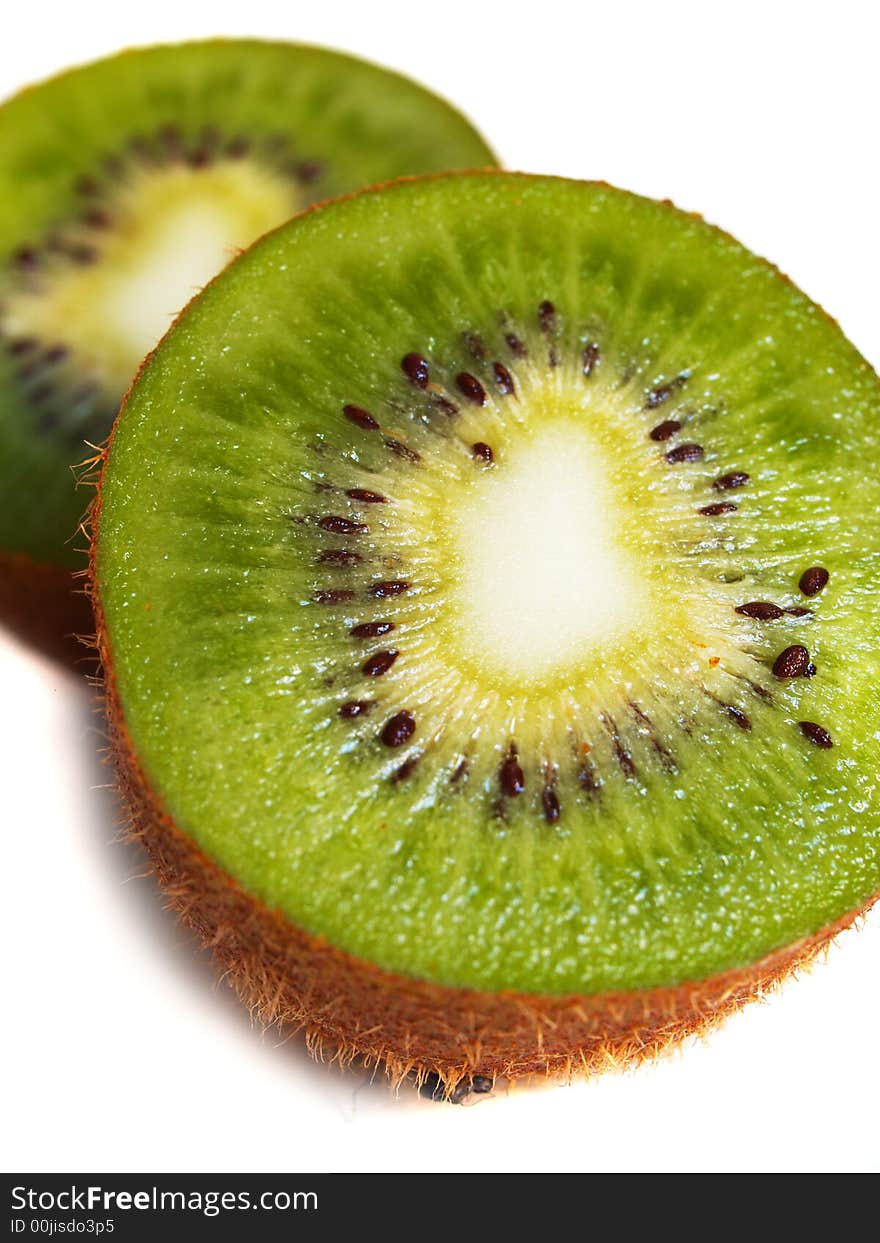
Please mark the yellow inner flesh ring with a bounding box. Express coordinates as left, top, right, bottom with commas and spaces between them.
323, 359, 769, 793
2, 161, 296, 400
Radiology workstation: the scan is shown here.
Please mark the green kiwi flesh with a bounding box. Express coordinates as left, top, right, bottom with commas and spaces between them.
0, 40, 494, 571
95, 173, 880, 1012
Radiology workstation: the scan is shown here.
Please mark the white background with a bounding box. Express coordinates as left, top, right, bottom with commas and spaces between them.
2, 0, 879, 1175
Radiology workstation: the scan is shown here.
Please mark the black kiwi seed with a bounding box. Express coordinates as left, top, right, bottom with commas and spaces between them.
492, 362, 515, 395
82, 207, 112, 230
786, 606, 812, 618
13, 245, 41, 269
392, 754, 420, 783
313, 589, 356, 604
505, 331, 527, 357
699, 501, 738, 516
736, 602, 785, 620
665, 443, 704, 464
646, 385, 672, 409
741, 677, 773, 704
582, 342, 600, 376
381, 710, 416, 747
346, 488, 387, 504
629, 701, 677, 774
384, 437, 421, 463
499, 747, 525, 797
798, 721, 833, 748
456, 372, 487, 405
343, 404, 379, 431
339, 700, 374, 719
158, 123, 182, 151
725, 706, 752, 730
602, 715, 637, 779
713, 470, 750, 491
401, 353, 430, 388
649, 419, 681, 442
805, 662, 818, 677
297, 159, 324, 184
6, 337, 38, 357
542, 786, 561, 824
772, 645, 811, 678
363, 650, 398, 677
472, 442, 493, 464
350, 621, 395, 638
319, 515, 368, 535
188, 146, 212, 170
578, 762, 602, 795
368, 580, 409, 598
646, 387, 671, 409
645, 374, 688, 409
612, 740, 636, 779
799, 567, 830, 597
537, 300, 556, 332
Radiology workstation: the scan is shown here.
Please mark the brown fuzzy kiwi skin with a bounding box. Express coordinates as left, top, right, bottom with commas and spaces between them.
87, 171, 878, 1098
0, 550, 94, 667
89, 486, 877, 1096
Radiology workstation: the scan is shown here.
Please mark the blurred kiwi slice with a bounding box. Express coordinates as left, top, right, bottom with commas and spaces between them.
0, 40, 494, 660
93, 173, 880, 1097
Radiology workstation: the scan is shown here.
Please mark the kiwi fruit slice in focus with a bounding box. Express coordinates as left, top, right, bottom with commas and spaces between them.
93, 173, 880, 1094
0, 41, 494, 660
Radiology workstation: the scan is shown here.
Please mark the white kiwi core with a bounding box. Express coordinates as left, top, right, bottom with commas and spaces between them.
451, 423, 646, 681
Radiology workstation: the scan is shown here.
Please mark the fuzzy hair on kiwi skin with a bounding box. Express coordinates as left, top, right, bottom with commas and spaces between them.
88, 488, 878, 1098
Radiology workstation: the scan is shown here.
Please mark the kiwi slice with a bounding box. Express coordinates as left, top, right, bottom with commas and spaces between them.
93, 172, 880, 1095
0, 40, 494, 659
